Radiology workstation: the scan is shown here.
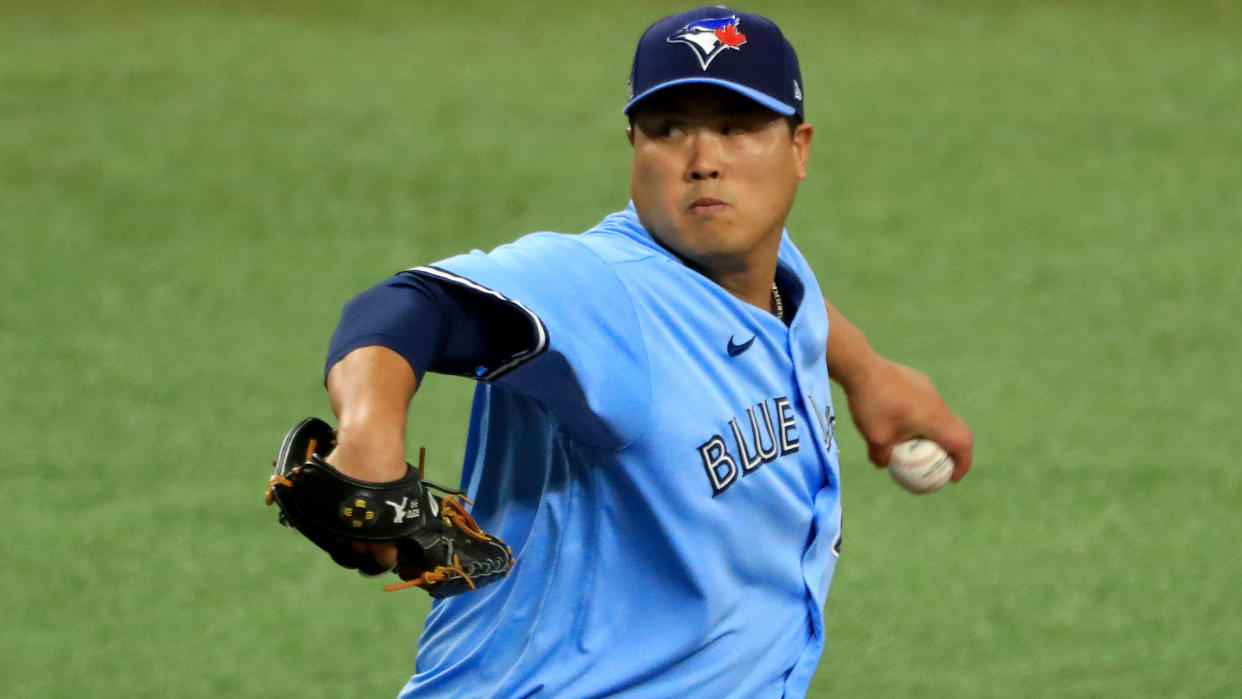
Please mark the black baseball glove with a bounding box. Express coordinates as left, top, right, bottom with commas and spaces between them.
265, 417, 513, 598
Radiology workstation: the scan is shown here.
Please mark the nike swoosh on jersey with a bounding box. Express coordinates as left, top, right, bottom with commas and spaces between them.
727, 334, 756, 357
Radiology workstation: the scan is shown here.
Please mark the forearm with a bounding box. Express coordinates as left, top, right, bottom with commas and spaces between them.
823, 296, 973, 475
824, 297, 883, 394
326, 345, 418, 482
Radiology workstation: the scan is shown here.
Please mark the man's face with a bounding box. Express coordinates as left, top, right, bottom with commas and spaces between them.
627, 85, 812, 277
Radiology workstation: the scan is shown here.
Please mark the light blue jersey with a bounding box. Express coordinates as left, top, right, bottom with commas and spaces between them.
400, 205, 842, 698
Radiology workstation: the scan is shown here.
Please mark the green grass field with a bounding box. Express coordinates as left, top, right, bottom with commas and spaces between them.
3, 1, 1239, 696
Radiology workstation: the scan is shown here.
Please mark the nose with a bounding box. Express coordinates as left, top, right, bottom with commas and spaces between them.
687, 130, 722, 181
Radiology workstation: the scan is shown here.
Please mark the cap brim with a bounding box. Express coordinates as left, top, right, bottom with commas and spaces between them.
623, 78, 796, 116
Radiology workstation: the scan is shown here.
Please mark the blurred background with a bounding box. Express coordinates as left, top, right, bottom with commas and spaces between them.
2, 1, 1238, 696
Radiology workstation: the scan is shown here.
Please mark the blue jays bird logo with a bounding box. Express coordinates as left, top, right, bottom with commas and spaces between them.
667, 15, 747, 70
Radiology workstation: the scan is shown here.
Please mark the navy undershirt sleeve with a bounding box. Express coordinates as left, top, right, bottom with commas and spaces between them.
324, 270, 536, 383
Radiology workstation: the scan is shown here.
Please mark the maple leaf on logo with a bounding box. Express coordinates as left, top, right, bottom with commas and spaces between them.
714, 24, 747, 48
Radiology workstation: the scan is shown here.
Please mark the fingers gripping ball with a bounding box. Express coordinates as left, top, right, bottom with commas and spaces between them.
265, 417, 514, 597
888, 439, 954, 494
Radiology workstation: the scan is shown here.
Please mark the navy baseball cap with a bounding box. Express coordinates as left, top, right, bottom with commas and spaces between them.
624, 7, 804, 119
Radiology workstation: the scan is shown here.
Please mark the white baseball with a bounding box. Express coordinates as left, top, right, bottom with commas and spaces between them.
888, 439, 954, 494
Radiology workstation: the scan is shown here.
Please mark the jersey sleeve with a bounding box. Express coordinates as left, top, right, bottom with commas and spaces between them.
423, 232, 651, 449
324, 270, 542, 384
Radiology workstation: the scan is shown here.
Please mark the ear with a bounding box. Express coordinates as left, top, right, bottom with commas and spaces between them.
792, 122, 813, 180
626, 126, 635, 147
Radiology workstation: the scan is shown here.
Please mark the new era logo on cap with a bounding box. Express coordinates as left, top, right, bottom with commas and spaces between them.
625, 6, 804, 119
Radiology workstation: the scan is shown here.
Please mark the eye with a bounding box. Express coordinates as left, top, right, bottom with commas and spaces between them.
721, 124, 747, 137
640, 120, 683, 139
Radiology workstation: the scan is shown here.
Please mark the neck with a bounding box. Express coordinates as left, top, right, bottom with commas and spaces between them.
683, 241, 781, 313
714, 265, 779, 311
637, 213, 784, 312
692, 241, 782, 312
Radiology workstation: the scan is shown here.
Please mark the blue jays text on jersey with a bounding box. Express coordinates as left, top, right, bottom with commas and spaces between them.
698, 392, 836, 497
392, 205, 842, 699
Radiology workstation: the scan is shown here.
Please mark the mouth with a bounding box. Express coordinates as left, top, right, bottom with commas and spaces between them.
687, 197, 728, 217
